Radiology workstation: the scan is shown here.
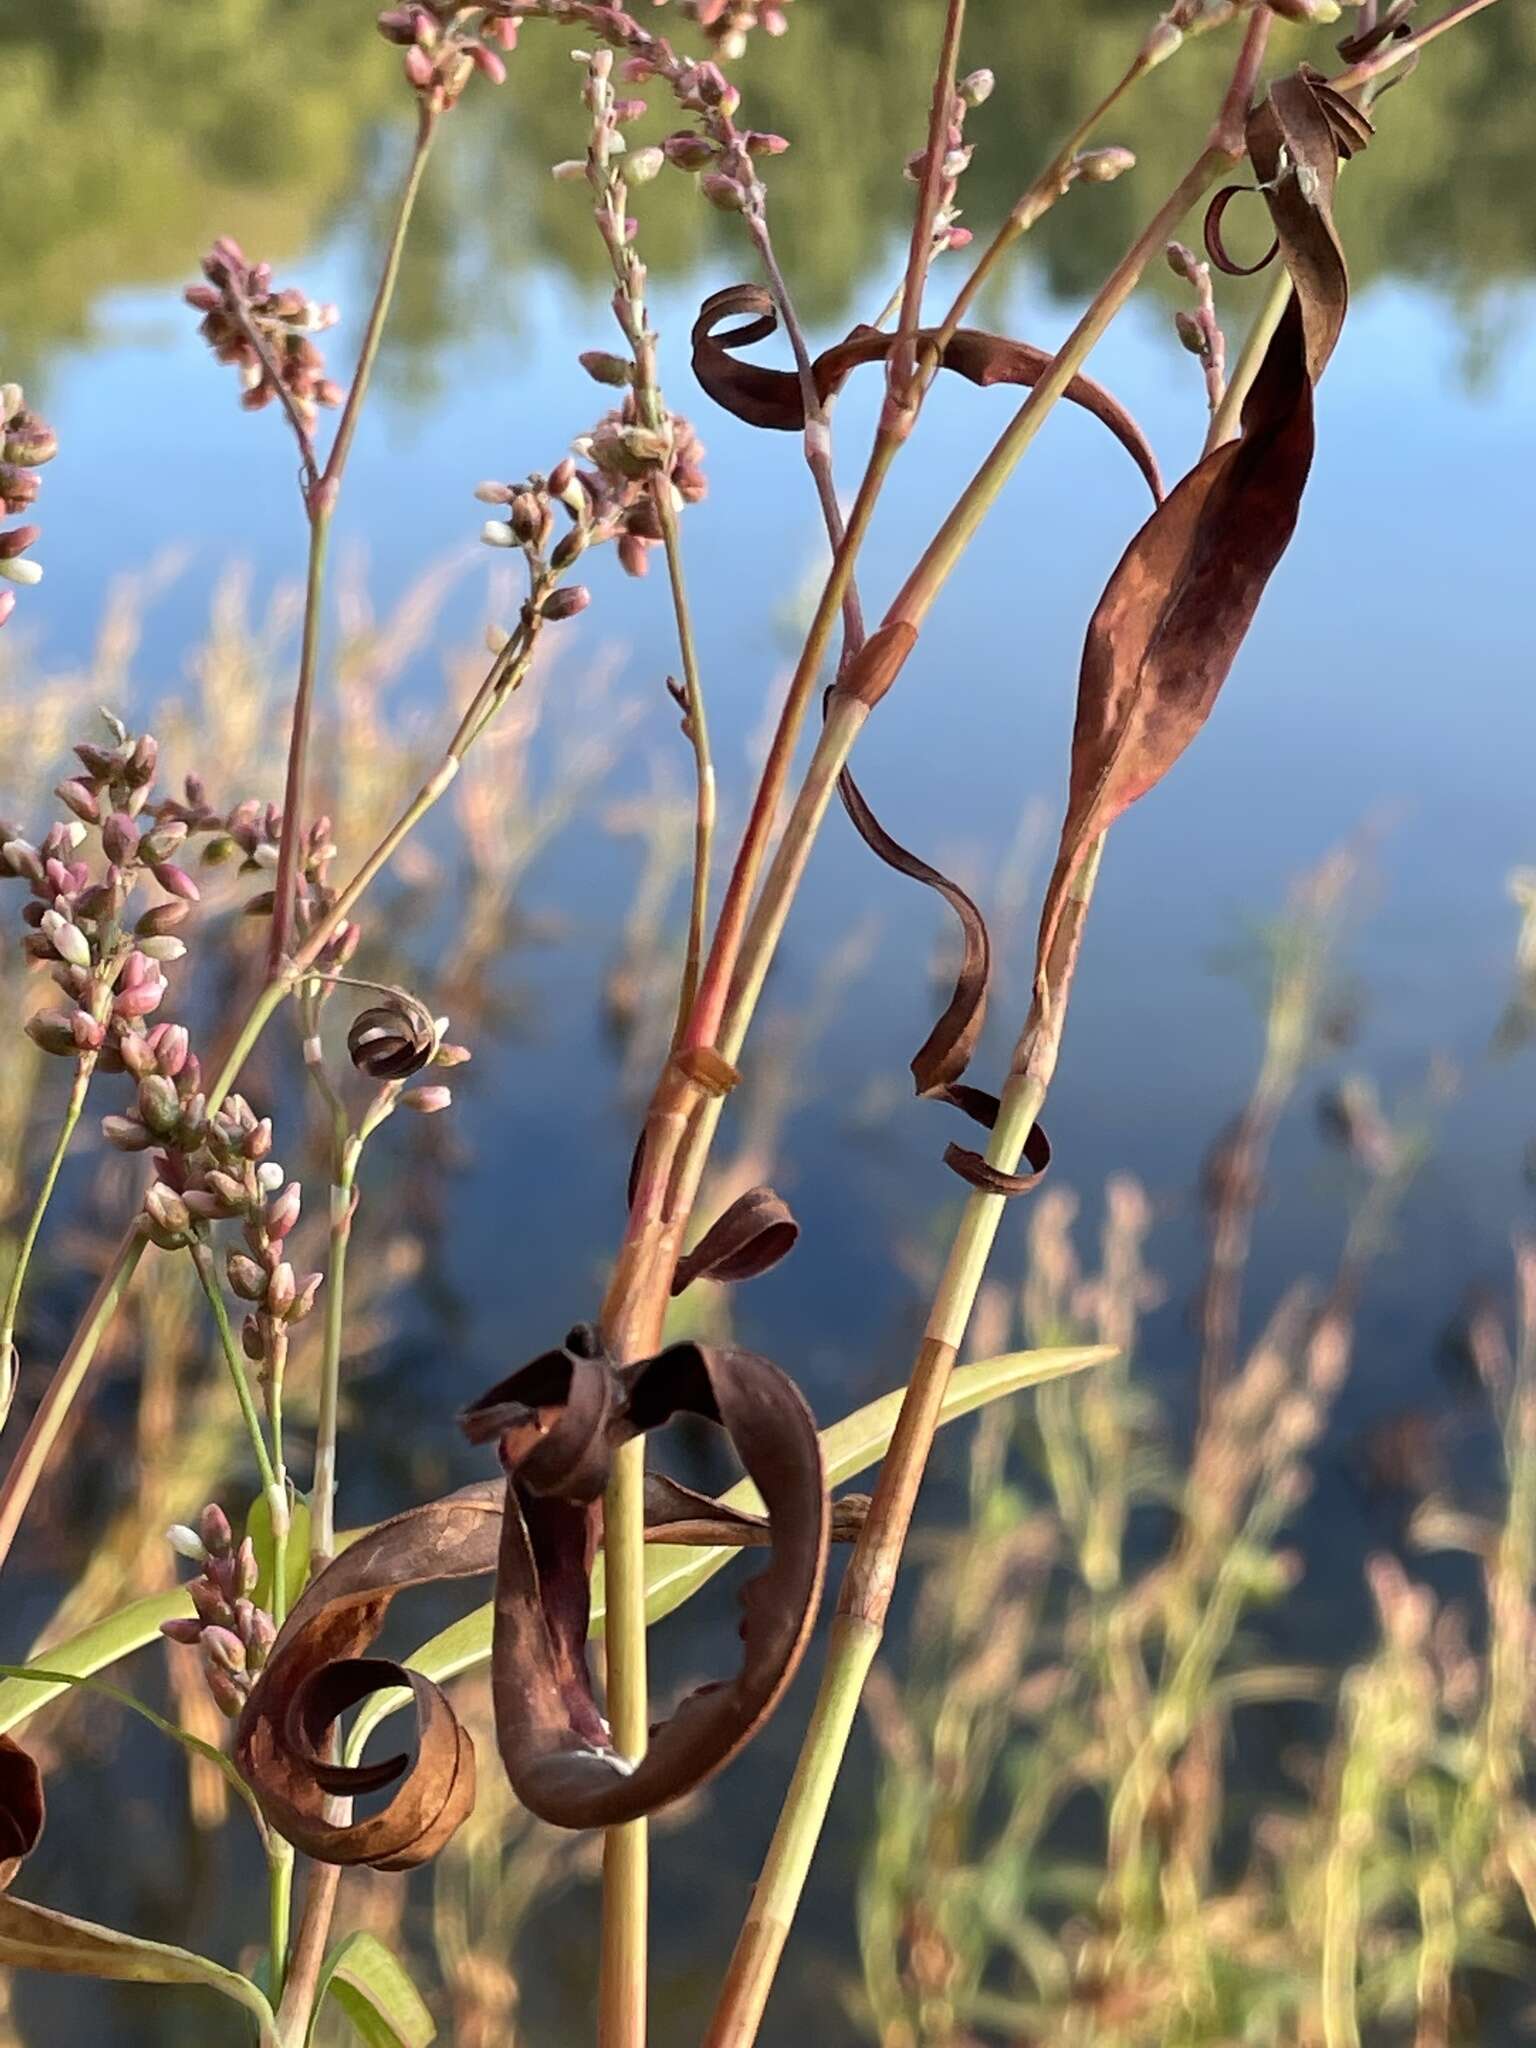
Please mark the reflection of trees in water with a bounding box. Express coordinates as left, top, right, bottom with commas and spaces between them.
3, 0, 1532, 383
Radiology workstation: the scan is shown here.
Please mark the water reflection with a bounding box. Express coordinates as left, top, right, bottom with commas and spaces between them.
3, 0, 1535, 382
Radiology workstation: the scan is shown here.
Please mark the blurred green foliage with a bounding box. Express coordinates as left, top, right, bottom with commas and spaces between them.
1, 0, 1532, 389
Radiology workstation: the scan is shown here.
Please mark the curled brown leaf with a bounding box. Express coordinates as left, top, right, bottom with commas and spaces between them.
0, 1736, 44, 1891
237, 1326, 832, 1853
691, 284, 1164, 501
461, 1325, 828, 1829
1033, 68, 1367, 1009
671, 1185, 799, 1294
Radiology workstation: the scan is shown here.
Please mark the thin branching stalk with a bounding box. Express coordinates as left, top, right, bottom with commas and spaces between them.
0, 1219, 148, 1571
189, 1241, 284, 1582
267, 104, 439, 972
0, 1052, 96, 1427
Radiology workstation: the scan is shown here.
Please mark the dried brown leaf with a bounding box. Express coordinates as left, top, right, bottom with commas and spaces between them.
691, 285, 1164, 500
461, 1325, 828, 1829
0, 1736, 43, 1892
671, 1185, 799, 1294
1034, 69, 1367, 1000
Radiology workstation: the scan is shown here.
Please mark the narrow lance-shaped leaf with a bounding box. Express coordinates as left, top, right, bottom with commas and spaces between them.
1033, 68, 1370, 1001
310, 1931, 436, 2048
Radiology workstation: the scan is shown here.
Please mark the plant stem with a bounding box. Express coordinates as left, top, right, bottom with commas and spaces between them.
0, 1054, 96, 1429
266, 1837, 294, 2009
189, 1240, 283, 1514
310, 1139, 358, 1569
935, 51, 1154, 347
703, 841, 1104, 2048
598, 1432, 649, 2048
274, 1861, 343, 2048
0, 1220, 148, 1573
658, 496, 714, 1044
267, 105, 438, 971
1205, 260, 1292, 452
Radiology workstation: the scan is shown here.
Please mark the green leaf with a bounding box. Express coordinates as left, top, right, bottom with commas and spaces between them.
247, 1490, 313, 1615
1, 1346, 1113, 1760
343, 1344, 1113, 1762
0, 1589, 192, 1736
0, 1896, 278, 2042
311, 1931, 435, 2047
0, 1663, 268, 1842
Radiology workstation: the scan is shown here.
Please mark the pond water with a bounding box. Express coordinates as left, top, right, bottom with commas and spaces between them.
1, 2, 1534, 2042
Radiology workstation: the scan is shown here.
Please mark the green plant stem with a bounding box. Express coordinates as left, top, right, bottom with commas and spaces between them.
0, 1220, 148, 1573
659, 495, 714, 1045
703, 841, 1104, 2048
1205, 261, 1292, 452
267, 103, 438, 971
267, 1839, 294, 2009
188, 1243, 279, 1499
310, 1138, 359, 1570
598, 1434, 649, 2048
0, 1054, 96, 1428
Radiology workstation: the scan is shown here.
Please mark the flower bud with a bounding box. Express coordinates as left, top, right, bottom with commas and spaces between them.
102, 1113, 152, 1152
138, 934, 188, 962
1265, 0, 1341, 19
579, 350, 633, 388
289, 1272, 324, 1322
71, 1010, 105, 1052
152, 862, 200, 903
166, 1523, 207, 1562
145, 1182, 193, 1237
55, 780, 100, 825
699, 171, 746, 212
102, 813, 140, 864
550, 159, 589, 182
233, 1537, 260, 1597
226, 1253, 267, 1302
138, 1073, 183, 1138
25, 1008, 78, 1056
241, 1316, 266, 1364
541, 585, 591, 622
266, 1182, 303, 1239
1141, 18, 1183, 66
403, 1084, 453, 1114
160, 1616, 206, 1645
41, 911, 91, 969
958, 68, 994, 107
198, 1502, 234, 1555
265, 1263, 297, 1318
3, 416, 57, 468
202, 1625, 247, 1674
1175, 309, 1209, 357
1073, 146, 1136, 184
480, 519, 516, 549
662, 130, 716, 171
627, 145, 665, 183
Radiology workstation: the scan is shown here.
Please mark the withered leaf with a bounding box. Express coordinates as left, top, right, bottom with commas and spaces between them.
943, 1119, 1053, 1198
238, 1326, 831, 1852
235, 1482, 502, 1870
461, 1325, 828, 1830
692, 284, 1164, 501
1033, 68, 1367, 997
701, 279, 1165, 1192
0, 1736, 43, 1892
671, 1184, 799, 1294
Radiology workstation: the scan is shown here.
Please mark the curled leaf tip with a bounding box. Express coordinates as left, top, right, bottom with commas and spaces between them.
0, 1736, 43, 1892
671, 1185, 799, 1294
465, 1330, 829, 1830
